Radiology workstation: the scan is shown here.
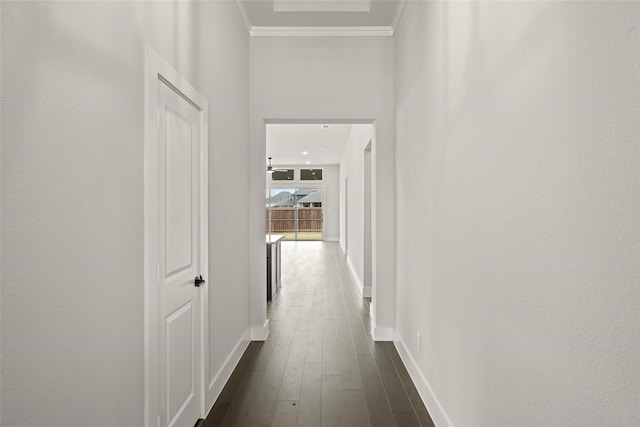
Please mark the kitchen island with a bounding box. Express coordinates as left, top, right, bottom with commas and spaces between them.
266, 234, 284, 300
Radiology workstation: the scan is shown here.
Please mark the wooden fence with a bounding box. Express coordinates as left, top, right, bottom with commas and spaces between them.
266, 208, 323, 232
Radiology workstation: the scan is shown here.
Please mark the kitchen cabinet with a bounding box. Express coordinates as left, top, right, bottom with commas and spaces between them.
266, 234, 284, 300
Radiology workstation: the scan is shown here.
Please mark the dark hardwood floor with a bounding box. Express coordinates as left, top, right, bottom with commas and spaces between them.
204, 242, 435, 427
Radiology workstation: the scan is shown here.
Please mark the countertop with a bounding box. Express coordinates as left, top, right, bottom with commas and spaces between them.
266, 234, 285, 244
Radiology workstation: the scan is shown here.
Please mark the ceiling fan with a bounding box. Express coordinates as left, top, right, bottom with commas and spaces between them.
266, 157, 288, 174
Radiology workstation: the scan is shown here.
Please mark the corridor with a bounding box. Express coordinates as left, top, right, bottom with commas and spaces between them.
204, 242, 434, 426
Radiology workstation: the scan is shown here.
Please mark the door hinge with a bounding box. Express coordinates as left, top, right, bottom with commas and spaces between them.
156, 110, 160, 130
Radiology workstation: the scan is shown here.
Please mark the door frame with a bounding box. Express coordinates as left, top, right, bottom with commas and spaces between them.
144, 46, 209, 427
363, 140, 372, 297
344, 176, 349, 255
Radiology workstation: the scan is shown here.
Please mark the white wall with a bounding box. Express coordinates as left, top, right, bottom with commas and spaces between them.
249, 36, 395, 339
198, 1, 250, 411
339, 124, 374, 295
394, 1, 640, 426
323, 164, 340, 241
1, 2, 249, 425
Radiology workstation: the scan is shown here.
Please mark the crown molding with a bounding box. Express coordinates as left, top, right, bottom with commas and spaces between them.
273, 0, 372, 13
391, 0, 408, 33
234, 0, 252, 34
249, 26, 393, 37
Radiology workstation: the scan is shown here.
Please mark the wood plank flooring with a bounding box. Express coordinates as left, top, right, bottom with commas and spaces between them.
204, 242, 434, 427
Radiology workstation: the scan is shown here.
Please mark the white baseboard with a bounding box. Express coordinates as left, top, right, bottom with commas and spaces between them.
250, 318, 269, 341
346, 256, 365, 297
393, 331, 453, 427
371, 324, 394, 341
324, 236, 339, 242
206, 330, 250, 415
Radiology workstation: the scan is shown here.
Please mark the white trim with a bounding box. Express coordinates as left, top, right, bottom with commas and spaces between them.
274, 0, 372, 13
394, 331, 453, 427
206, 330, 251, 413
266, 118, 374, 125
369, 302, 392, 340
234, 0, 252, 34
251, 318, 270, 341
347, 257, 363, 296
250, 26, 393, 37
391, 0, 408, 34
144, 45, 209, 427
198, 80, 210, 420
144, 46, 161, 427
363, 285, 371, 298
371, 325, 394, 341
370, 299, 376, 323
345, 255, 370, 297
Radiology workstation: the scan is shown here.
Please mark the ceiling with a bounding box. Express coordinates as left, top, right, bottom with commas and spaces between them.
266, 124, 353, 166
237, 0, 405, 34
251, 2, 400, 168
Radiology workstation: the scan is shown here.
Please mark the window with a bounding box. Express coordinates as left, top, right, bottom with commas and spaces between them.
271, 169, 295, 181
300, 168, 323, 181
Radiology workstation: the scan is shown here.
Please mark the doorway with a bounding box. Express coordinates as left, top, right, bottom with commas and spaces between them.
144, 47, 209, 427
265, 123, 351, 243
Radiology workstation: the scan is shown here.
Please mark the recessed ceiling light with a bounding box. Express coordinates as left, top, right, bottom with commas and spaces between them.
321, 124, 330, 129
306, 161, 311, 164
302, 151, 308, 155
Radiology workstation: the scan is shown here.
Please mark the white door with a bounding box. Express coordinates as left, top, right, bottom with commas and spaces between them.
157, 80, 203, 427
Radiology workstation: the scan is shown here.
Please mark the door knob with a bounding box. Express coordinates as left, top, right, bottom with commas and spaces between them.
194, 275, 206, 287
